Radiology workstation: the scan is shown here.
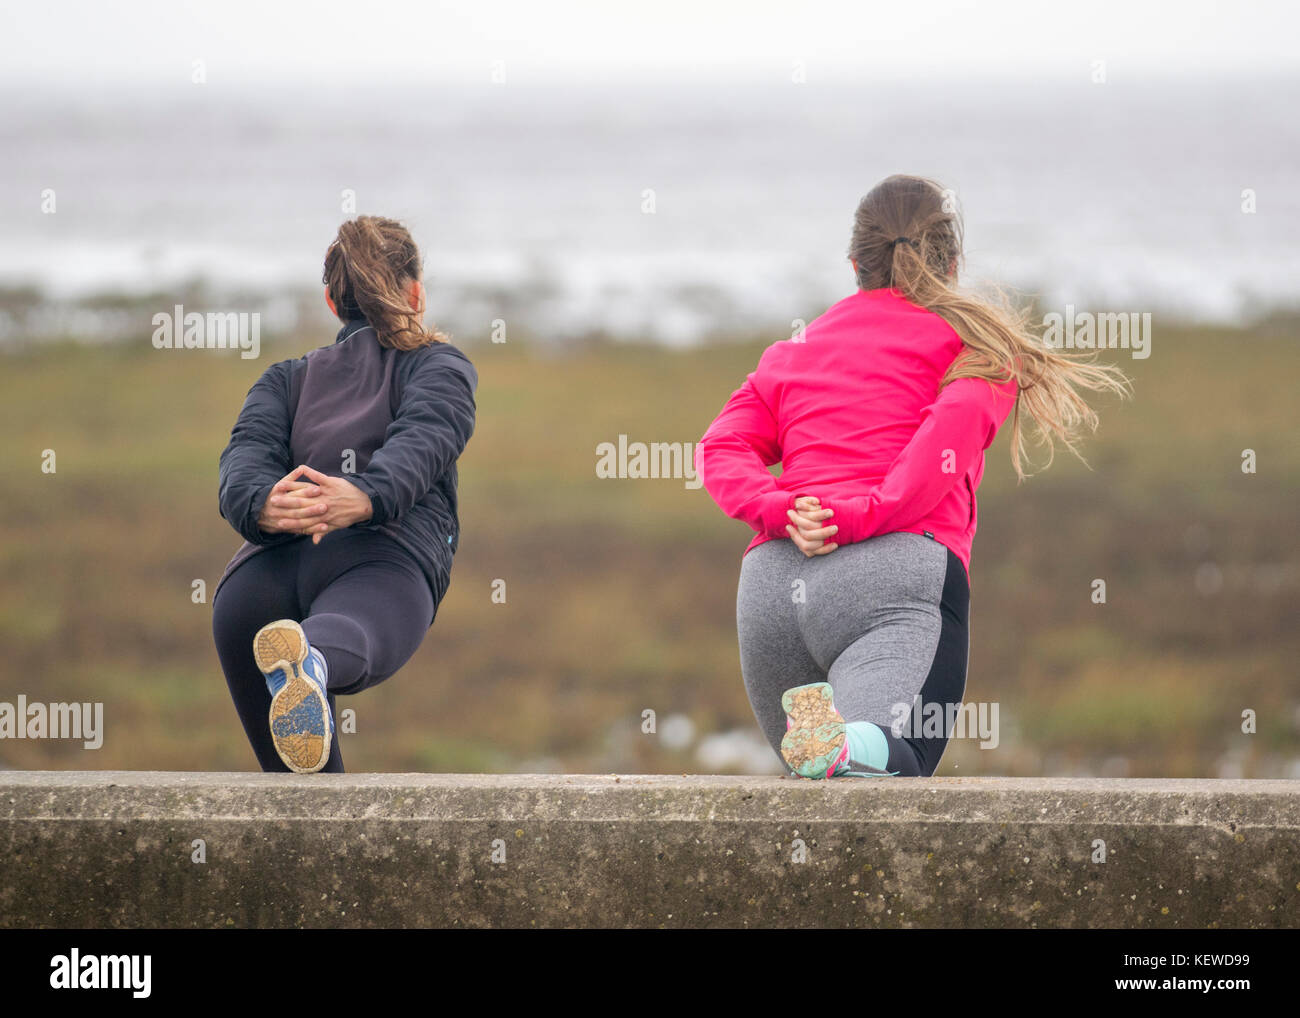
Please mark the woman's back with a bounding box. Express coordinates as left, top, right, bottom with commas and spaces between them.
759, 287, 965, 489
289, 318, 404, 474
697, 286, 1016, 578
217, 315, 477, 608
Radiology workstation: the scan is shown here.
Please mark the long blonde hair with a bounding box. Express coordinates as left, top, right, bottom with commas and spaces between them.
323, 216, 447, 350
849, 175, 1132, 480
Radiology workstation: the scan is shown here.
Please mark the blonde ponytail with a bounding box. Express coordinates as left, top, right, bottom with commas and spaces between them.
850, 176, 1133, 480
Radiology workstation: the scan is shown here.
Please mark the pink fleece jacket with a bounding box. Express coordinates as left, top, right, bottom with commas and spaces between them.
694, 287, 1018, 582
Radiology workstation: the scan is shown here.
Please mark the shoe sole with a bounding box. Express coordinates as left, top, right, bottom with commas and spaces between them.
780, 682, 846, 779
254, 619, 331, 774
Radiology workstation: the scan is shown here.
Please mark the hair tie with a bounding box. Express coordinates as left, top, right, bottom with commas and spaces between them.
892, 236, 919, 250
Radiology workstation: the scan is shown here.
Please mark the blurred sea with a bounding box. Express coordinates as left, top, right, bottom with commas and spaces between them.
2, 74, 1297, 345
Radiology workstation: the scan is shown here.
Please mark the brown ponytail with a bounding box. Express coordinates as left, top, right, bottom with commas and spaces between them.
848, 175, 1132, 481
323, 216, 447, 349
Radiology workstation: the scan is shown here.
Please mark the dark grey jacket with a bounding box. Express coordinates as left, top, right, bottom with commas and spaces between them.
215, 318, 477, 612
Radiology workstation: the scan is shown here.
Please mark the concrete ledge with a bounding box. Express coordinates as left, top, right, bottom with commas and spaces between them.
2, 772, 1298, 928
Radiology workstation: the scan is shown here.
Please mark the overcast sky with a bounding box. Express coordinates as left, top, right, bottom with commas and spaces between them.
3, 0, 1297, 86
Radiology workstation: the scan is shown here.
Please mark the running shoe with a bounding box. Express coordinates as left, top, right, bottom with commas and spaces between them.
253, 619, 333, 773
780, 682, 896, 778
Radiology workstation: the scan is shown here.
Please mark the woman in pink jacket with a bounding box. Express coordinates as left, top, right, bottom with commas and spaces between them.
696, 175, 1130, 779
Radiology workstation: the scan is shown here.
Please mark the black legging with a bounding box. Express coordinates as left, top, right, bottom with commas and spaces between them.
212, 529, 438, 772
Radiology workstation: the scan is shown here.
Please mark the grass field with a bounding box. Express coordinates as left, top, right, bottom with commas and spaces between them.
2, 308, 1298, 776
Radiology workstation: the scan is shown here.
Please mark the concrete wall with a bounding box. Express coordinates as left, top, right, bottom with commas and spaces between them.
2, 772, 1297, 928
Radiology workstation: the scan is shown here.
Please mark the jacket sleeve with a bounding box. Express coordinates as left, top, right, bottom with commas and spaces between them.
827, 374, 1018, 544
695, 367, 797, 539
218, 360, 299, 546
349, 345, 478, 528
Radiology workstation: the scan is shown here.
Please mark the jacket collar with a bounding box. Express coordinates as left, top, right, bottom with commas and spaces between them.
335, 317, 373, 345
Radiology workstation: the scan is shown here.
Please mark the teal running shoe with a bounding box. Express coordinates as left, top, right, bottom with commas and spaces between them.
780, 682, 897, 778
253, 619, 333, 774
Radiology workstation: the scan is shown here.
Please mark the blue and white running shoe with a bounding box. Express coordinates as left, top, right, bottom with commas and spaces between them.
253, 619, 333, 773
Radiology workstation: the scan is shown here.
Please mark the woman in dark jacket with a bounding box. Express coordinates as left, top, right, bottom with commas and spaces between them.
212, 216, 477, 773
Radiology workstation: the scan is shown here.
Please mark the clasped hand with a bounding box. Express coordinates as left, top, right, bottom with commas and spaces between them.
256, 464, 374, 545
785, 495, 839, 557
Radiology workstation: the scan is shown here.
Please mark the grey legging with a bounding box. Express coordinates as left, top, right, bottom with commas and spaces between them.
736, 531, 970, 776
